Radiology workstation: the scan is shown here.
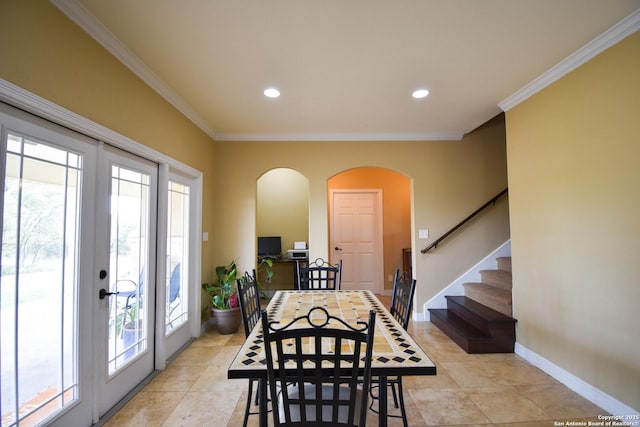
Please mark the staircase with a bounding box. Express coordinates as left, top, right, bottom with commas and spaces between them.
429, 257, 517, 353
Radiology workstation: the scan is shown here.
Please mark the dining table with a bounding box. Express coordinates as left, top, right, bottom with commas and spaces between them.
227, 289, 436, 426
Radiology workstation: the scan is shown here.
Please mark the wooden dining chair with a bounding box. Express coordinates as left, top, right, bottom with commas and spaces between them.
296, 258, 342, 290
261, 306, 376, 427
370, 269, 416, 427
236, 270, 264, 427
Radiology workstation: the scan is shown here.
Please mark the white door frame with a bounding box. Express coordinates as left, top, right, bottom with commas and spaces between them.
0, 79, 203, 424
0, 103, 98, 426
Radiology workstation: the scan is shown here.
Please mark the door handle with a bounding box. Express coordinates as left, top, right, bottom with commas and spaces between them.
99, 289, 119, 300
334, 246, 342, 251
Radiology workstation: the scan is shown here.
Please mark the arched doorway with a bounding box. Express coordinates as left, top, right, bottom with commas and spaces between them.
328, 167, 411, 295
256, 168, 309, 294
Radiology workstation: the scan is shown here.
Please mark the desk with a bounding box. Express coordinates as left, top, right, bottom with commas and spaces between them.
258, 257, 308, 293
228, 290, 436, 426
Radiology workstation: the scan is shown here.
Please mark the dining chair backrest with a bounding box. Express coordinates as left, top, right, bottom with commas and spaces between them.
261, 306, 376, 427
389, 269, 416, 330
297, 258, 342, 291
237, 270, 261, 338
168, 262, 181, 304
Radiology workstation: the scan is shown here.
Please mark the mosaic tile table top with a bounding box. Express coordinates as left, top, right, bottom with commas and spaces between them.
228, 290, 436, 379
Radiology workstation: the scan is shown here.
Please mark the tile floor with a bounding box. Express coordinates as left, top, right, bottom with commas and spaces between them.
103, 296, 607, 426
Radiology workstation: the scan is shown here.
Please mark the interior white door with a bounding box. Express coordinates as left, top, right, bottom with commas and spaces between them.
1, 103, 97, 426
330, 190, 383, 293
95, 144, 158, 417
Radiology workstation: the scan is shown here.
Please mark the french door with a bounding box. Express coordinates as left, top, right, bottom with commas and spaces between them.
1, 104, 97, 426
94, 144, 157, 416
1, 104, 162, 425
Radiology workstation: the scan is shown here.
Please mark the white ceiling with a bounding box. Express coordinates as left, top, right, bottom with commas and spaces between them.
54, 0, 640, 141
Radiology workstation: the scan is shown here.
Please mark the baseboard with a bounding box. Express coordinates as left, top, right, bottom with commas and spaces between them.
419, 240, 511, 321
515, 343, 639, 416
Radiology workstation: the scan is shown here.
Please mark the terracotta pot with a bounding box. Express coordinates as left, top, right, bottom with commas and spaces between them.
212, 306, 241, 335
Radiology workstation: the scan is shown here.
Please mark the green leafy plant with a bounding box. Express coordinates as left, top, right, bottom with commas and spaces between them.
111, 302, 141, 336
258, 257, 274, 285
202, 259, 239, 309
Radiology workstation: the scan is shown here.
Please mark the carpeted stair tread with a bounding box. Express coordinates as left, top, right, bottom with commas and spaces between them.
464, 282, 512, 317
478, 269, 512, 290
496, 257, 511, 272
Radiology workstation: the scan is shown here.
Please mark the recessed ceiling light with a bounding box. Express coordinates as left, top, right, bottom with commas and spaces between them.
412, 88, 430, 99
264, 87, 280, 98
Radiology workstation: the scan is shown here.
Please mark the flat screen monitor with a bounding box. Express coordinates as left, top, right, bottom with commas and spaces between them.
257, 236, 282, 257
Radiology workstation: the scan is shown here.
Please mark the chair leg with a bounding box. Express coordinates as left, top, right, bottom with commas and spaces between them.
242, 379, 254, 427
391, 381, 400, 408
253, 379, 260, 406
396, 377, 408, 427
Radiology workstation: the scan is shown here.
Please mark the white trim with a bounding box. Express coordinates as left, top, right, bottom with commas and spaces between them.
216, 131, 464, 142
49, 0, 466, 143
0, 78, 200, 178
420, 240, 511, 321
0, 77, 204, 366
515, 343, 639, 416
499, 8, 640, 112
49, 0, 217, 140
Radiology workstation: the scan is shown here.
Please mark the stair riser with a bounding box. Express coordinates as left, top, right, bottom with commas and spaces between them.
446, 298, 493, 334
430, 311, 472, 353
430, 311, 515, 354
479, 270, 512, 290
463, 285, 512, 317
496, 257, 512, 272
446, 298, 516, 338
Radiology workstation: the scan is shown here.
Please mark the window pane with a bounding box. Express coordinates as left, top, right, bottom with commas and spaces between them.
166, 181, 189, 333
1, 133, 81, 425
107, 166, 151, 375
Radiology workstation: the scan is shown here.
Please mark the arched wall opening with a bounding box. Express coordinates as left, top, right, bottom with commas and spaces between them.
328, 167, 412, 294
256, 167, 309, 292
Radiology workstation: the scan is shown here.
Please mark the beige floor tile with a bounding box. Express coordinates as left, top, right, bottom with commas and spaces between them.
161, 390, 242, 426
404, 369, 460, 389
492, 360, 557, 386
144, 363, 208, 392
105, 307, 612, 427
103, 391, 185, 427
466, 386, 552, 424
516, 383, 605, 420
408, 387, 492, 425
171, 343, 225, 365
440, 361, 512, 388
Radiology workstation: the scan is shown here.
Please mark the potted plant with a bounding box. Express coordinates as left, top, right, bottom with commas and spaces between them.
202, 259, 242, 334
111, 301, 143, 359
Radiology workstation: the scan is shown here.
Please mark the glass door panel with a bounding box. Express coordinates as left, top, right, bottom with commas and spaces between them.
96, 144, 157, 417
1, 114, 96, 427
106, 166, 151, 374
166, 181, 189, 333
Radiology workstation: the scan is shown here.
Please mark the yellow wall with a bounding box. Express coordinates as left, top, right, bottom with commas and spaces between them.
328, 167, 411, 291
257, 168, 309, 252
0, 2, 217, 284
213, 114, 510, 308
0, 2, 509, 328
506, 31, 640, 409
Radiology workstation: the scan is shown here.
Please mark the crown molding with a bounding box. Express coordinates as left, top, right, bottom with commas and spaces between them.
0, 78, 201, 177
49, 0, 465, 143
50, 0, 217, 140
499, 8, 640, 112
216, 131, 464, 142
